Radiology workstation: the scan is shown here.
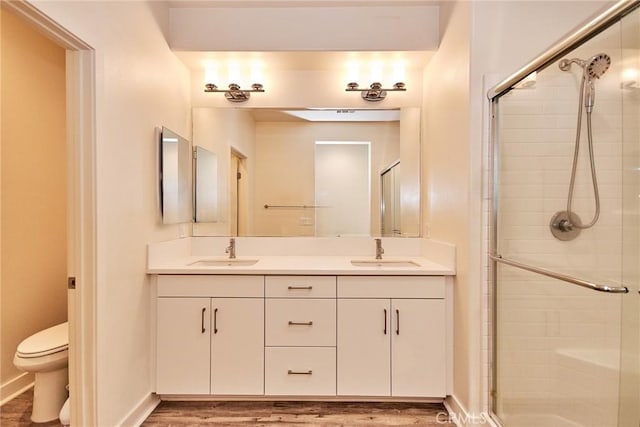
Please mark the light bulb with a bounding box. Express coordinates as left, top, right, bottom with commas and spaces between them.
369, 61, 383, 84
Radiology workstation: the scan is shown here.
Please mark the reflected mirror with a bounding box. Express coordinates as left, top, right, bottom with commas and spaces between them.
192, 107, 421, 237
194, 146, 218, 222
160, 127, 192, 224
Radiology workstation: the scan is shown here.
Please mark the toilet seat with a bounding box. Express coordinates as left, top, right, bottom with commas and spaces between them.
16, 322, 68, 359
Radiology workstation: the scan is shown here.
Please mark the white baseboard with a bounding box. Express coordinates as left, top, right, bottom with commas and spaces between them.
444, 395, 497, 427
117, 392, 160, 427
1, 372, 34, 406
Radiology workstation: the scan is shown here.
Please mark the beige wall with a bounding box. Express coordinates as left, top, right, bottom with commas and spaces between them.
0, 7, 68, 394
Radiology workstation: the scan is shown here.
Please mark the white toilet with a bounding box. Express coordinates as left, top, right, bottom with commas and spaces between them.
13, 322, 69, 423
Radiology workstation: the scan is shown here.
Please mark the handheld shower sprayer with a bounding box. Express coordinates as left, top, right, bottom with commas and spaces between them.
550, 53, 610, 241
557, 53, 610, 112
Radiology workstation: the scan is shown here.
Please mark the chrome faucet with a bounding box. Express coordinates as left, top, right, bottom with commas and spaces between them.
225, 238, 236, 259
375, 238, 384, 260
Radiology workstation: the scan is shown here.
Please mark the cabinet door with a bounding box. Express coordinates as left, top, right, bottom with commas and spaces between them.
391, 299, 446, 397
211, 298, 264, 395
157, 297, 210, 394
337, 299, 391, 396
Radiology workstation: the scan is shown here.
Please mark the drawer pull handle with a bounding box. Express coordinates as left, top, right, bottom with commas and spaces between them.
287, 286, 313, 290
383, 309, 387, 335
288, 370, 313, 375
201, 307, 206, 334
214, 308, 219, 334
288, 321, 313, 326
396, 309, 400, 335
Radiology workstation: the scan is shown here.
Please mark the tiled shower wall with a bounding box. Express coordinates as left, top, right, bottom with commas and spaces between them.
490, 24, 626, 426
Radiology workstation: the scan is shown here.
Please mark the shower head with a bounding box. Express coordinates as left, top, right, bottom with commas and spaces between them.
558, 53, 610, 79
559, 52, 611, 113
585, 53, 611, 80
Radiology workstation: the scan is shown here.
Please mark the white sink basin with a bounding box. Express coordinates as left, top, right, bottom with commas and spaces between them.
351, 260, 421, 268
189, 259, 259, 267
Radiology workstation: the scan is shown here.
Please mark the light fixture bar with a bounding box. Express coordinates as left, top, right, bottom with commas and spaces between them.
204, 83, 265, 103
345, 82, 406, 102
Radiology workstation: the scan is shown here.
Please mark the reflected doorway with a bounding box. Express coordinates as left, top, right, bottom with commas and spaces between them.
230, 150, 248, 236
314, 142, 371, 237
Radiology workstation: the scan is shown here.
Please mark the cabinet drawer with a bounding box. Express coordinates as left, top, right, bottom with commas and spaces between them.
266, 299, 336, 347
337, 276, 445, 298
265, 276, 336, 298
265, 347, 336, 396
157, 275, 264, 297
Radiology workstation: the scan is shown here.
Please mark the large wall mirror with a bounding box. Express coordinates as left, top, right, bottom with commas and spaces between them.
192, 107, 421, 237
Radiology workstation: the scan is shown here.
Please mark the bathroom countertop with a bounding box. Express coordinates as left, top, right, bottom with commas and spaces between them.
147, 255, 455, 276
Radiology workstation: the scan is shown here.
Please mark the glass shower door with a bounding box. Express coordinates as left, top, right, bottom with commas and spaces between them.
619, 6, 640, 426
491, 9, 640, 425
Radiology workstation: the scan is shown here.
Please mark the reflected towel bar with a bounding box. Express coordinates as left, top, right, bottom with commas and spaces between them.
490, 254, 629, 294
263, 204, 328, 209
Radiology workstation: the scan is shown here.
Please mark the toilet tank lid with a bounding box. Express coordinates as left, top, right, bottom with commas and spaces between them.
17, 322, 68, 355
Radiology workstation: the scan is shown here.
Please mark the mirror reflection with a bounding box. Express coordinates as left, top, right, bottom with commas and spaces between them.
160, 127, 192, 224
192, 107, 421, 237
194, 146, 218, 223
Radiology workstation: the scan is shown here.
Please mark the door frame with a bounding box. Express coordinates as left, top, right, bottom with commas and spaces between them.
3, 2, 98, 425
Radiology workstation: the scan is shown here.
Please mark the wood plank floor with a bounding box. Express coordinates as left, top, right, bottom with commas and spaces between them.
0, 388, 63, 427
142, 400, 456, 426
1, 389, 456, 426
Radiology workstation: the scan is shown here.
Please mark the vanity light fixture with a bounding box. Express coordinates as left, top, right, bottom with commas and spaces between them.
204, 83, 265, 102
345, 82, 406, 102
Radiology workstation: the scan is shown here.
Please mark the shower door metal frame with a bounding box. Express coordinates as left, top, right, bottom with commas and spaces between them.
486, 0, 640, 424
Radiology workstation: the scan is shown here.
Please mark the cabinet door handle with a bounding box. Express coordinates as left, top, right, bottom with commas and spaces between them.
383, 309, 387, 335
288, 321, 313, 326
201, 307, 206, 334
213, 308, 218, 334
287, 286, 313, 290
396, 309, 400, 335
288, 370, 313, 375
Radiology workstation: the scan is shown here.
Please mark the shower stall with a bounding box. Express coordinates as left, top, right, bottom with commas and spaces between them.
488, 1, 640, 426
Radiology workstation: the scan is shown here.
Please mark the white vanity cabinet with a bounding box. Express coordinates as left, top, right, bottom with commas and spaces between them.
337, 276, 446, 398
155, 275, 264, 395
153, 272, 449, 399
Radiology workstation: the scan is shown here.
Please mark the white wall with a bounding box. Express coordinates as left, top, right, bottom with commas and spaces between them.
28, 1, 191, 425
422, 0, 474, 414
